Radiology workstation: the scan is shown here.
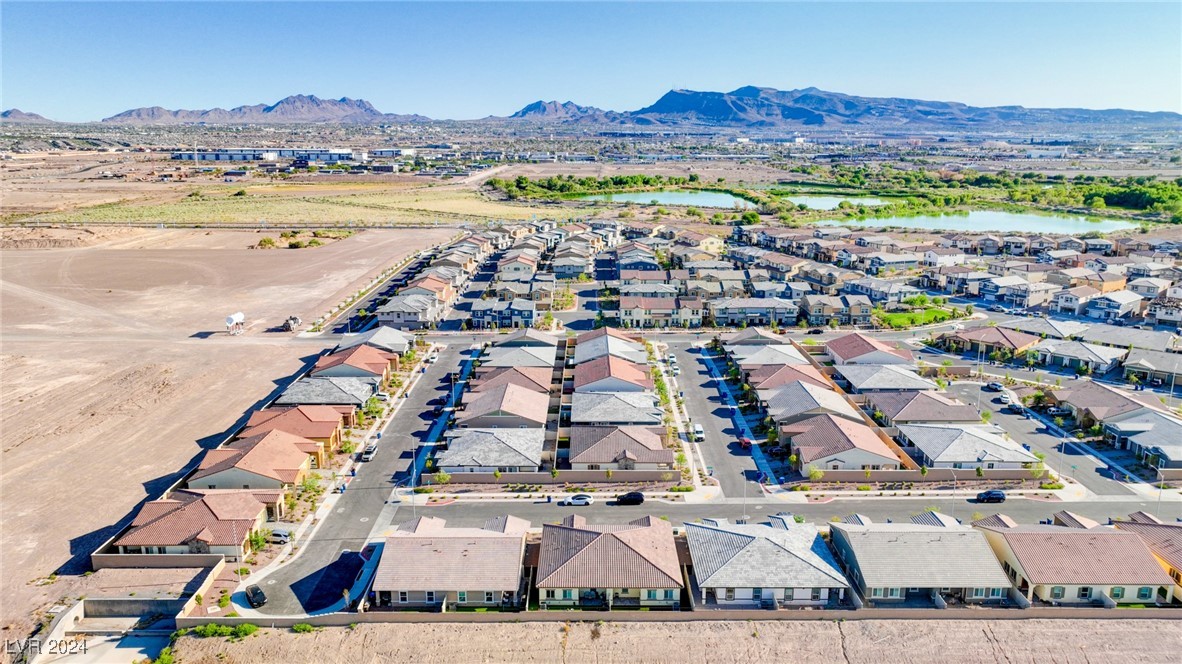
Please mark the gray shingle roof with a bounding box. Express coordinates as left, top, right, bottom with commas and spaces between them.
479, 345, 557, 368
274, 376, 377, 406
336, 326, 413, 354
759, 382, 862, 424
832, 523, 1011, 588
436, 428, 545, 469
571, 392, 663, 425
685, 520, 848, 590
835, 364, 938, 391
573, 335, 647, 366
898, 424, 1040, 465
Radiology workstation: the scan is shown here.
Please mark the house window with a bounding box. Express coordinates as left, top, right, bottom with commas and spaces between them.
458, 591, 466, 603
1137, 587, 1153, 601
990, 588, 1004, 598
544, 589, 556, 600
972, 587, 986, 598
1077, 587, 1092, 600
398, 591, 408, 603
811, 588, 822, 601
725, 588, 735, 601
426, 591, 436, 603
871, 588, 883, 598
1050, 586, 1065, 600
888, 588, 902, 598
664, 589, 675, 600
646, 590, 657, 600
1110, 587, 1124, 600
752, 588, 762, 600
561, 589, 572, 600
485, 591, 494, 603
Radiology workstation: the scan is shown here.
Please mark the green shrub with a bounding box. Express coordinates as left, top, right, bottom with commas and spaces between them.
292, 623, 316, 633
667, 485, 694, 492
412, 486, 434, 494
856, 485, 872, 491
218, 594, 230, 608
233, 624, 258, 638
192, 623, 234, 638
1039, 481, 1065, 490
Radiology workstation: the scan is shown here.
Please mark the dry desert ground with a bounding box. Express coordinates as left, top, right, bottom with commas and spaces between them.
0, 226, 454, 633
171, 618, 1182, 664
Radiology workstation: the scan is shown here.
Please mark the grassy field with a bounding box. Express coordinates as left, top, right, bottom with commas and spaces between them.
874, 307, 957, 329
17, 183, 594, 226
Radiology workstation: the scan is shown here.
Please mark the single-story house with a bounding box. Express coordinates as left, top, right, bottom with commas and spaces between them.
112, 489, 274, 560
832, 364, 938, 394
573, 356, 653, 393
572, 328, 647, 365
976, 523, 1175, 606
685, 515, 850, 608
570, 392, 663, 426
311, 344, 398, 382
470, 366, 553, 394
457, 383, 549, 429
1032, 339, 1127, 374
567, 425, 674, 470
241, 405, 346, 451
536, 515, 683, 610
781, 414, 901, 471
826, 332, 913, 365
436, 428, 545, 472
1102, 409, 1182, 470
745, 363, 831, 391
1113, 515, 1182, 596
944, 326, 1040, 359
371, 515, 529, 610
273, 376, 377, 409
896, 423, 1040, 470
336, 326, 413, 355
865, 391, 981, 427
760, 381, 864, 427
190, 430, 321, 489
830, 522, 1013, 607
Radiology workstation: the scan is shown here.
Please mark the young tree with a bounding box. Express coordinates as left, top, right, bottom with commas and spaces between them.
807, 466, 825, 482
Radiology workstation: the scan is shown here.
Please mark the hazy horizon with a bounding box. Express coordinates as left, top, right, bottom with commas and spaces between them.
3, 2, 1180, 122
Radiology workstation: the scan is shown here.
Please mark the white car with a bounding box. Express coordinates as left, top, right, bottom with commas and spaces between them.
561, 494, 594, 506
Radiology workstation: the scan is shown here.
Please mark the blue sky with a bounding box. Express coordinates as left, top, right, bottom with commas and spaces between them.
3, 2, 1180, 121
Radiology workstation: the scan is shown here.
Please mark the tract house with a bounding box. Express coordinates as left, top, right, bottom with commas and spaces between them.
536, 515, 684, 610
189, 430, 320, 489
241, 405, 346, 452
457, 383, 549, 429
311, 344, 398, 383
371, 515, 529, 611
567, 425, 674, 470
436, 428, 545, 473
112, 490, 273, 561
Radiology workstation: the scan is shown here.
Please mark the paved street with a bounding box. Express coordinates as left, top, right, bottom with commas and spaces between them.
666, 341, 757, 497
252, 343, 469, 614
946, 382, 1136, 497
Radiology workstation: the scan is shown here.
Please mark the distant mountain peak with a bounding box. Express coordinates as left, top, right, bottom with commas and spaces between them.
101, 95, 425, 124
509, 100, 606, 120
1, 108, 55, 123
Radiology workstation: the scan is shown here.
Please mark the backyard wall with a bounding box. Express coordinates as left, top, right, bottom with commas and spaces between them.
801, 469, 1033, 483
426, 470, 674, 485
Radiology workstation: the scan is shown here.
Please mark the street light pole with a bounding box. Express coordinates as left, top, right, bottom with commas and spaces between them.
1156, 467, 1165, 519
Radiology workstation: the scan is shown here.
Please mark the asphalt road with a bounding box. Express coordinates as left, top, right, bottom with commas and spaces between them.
946, 382, 1136, 497
330, 250, 438, 334
666, 341, 757, 497
254, 343, 468, 614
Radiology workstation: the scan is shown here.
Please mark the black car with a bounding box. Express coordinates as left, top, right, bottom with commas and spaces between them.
976, 490, 1006, 504
615, 491, 645, 506
245, 584, 267, 608
807, 328, 825, 335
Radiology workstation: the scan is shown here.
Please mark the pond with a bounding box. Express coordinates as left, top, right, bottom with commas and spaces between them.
813, 210, 1139, 235
780, 194, 886, 210
574, 189, 754, 209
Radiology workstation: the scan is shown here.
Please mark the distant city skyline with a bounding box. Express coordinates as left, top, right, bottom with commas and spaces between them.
3, 1, 1180, 122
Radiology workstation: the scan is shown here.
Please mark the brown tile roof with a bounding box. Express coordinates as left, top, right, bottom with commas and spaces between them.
568, 426, 675, 466
1113, 520, 1182, 572
191, 430, 316, 485
537, 515, 683, 589
867, 391, 980, 424
576, 327, 643, 344
573, 356, 654, 391
951, 326, 1041, 351
826, 333, 912, 363
312, 344, 395, 377
619, 296, 678, 311
241, 405, 343, 440
470, 366, 553, 394
782, 414, 898, 465
459, 382, 548, 424
747, 363, 831, 390
1051, 381, 1165, 421
971, 513, 1019, 529
979, 525, 1175, 586
372, 516, 528, 593
115, 490, 266, 548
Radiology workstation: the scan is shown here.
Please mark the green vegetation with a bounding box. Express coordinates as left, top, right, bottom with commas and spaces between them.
873, 307, 956, 329
292, 623, 318, 633
191, 623, 258, 640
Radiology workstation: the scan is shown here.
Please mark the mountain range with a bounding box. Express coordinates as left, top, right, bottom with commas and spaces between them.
4, 87, 1179, 128
0, 108, 54, 123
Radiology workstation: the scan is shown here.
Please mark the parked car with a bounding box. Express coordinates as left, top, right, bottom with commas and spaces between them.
984, 382, 1004, 392
990, 304, 1006, 313
976, 490, 1007, 504
692, 424, 705, 442
374, 391, 391, 401
807, 328, 825, 335
269, 528, 291, 545
361, 444, 378, 462
1006, 402, 1025, 414
560, 494, 594, 506
1046, 406, 1072, 417
998, 393, 1011, 404
425, 354, 439, 364
738, 437, 753, 450
245, 584, 268, 608
614, 492, 645, 506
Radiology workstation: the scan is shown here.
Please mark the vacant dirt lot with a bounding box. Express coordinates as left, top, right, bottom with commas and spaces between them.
172, 618, 1182, 664
0, 227, 453, 633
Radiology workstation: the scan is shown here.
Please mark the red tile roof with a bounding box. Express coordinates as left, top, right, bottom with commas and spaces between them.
115, 490, 266, 548
191, 430, 316, 485
537, 515, 682, 589
826, 333, 912, 363
241, 405, 343, 440
312, 344, 395, 377
470, 366, 553, 394
573, 356, 654, 391
981, 525, 1174, 586
782, 414, 898, 465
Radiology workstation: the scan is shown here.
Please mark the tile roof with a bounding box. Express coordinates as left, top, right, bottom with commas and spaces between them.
1033, 339, 1128, 364
951, 326, 1041, 350
335, 326, 413, 354
495, 328, 561, 347
971, 513, 1019, 529
898, 424, 1039, 465
978, 525, 1174, 586
826, 333, 912, 363
835, 364, 938, 391
459, 383, 549, 425
573, 356, 653, 391
192, 430, 315, 484
867, 391, 980, 424
372, 516, 528, 593
761, 381, 863, 424
1113, 520, 1182, 572
241, 405, 343, 440
115, 490, 266, 548
568, 426, 675, 466
997, 317, 1090, 340
781, 414, 897, 465
832, 523, 1011, 588
480, 345, 558, 368
570, 392, 663, 425
312, 344, 395, 377
726, 344, 809, 368
746, 363, 831, 390
1052, 380, 1164, 421
470, 366, 553, 394
437, 428, 545, 469
275, 376, 376, 406
685, 520, 848, 590
537, 515, 683, 589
